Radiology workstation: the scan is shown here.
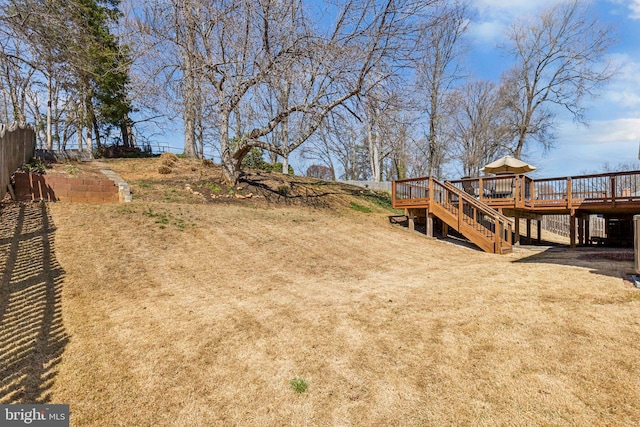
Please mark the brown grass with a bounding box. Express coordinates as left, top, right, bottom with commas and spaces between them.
1, 158, 639, 426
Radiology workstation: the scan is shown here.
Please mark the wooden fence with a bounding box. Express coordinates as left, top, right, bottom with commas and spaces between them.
541, 214, 606, 238
0, 122, 36, 201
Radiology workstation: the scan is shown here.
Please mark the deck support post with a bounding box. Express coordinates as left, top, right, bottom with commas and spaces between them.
425, 208, 433, 238
514, 214, 520, 245
585, 217, 591, 245
537, 219, 542, 244
406, 208, 415, 232
526, 219, 532, 241
570, 211, 577, 248
578, 216, 585, 246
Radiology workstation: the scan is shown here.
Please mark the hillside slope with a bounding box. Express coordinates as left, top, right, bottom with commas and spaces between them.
3, 158, 638, 426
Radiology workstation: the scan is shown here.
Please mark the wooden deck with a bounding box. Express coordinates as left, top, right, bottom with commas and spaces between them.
392, 170, 640, 252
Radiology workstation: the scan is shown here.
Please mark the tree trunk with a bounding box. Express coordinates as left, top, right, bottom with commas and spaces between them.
86, 126, 93, 154
222, 151, 241, 185
121, 121, 130, 147
514, 129, 526, 158
367, 120, 381, 182
281, 121, 289, 174
220, 112, 241, 184
46, 73, 53, 150
183, 90, 198, 158
78, 123, 84, 151
91, 113, 101, 149
181, 4, 199, 159
428, 86, 439, 179
54, 118, 60, 151
280, 82, 291, 174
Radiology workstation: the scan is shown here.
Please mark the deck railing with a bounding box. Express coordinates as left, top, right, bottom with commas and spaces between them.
392, 170, 640, 252
393, 177, 430, 207
445, 170, 640, 210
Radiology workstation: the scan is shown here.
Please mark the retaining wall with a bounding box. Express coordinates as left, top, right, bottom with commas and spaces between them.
14, 172, 119, 203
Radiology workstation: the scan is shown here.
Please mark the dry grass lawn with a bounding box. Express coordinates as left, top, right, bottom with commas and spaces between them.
1, 158, 639, 426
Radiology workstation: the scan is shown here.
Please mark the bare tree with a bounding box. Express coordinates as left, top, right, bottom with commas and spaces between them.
361, 76, 400, 182
500, 0, 616, 158
448, 80, 511, 177
415, 0, 468, 179
302, 110, 367, 181
134, 0, 431, 184
300, 121, 338, 181
218, 0, 428, 184
384, 111, 416, 180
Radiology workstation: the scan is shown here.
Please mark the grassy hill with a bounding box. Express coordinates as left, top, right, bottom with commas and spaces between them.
1, 157, 639, 426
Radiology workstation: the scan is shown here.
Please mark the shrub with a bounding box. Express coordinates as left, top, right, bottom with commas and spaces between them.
306, 164, 333, 180
158, 165, 172, 174
64, 163, 80, 176
273, 162, 294, 175
242, 147, 271, 170
96, 145, 153, 158
206, 181, 221, 192
202, 158, 215, 168
277, 184, 290, 196
161, 157, 175, 167
22, 158, 48, 174
160, 152, 179, 164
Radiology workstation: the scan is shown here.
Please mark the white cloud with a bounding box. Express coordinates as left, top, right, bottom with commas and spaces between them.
630, 0, 640, 19
599, 53, 640, 111
531, 118, 640, 176
468, 0, 564, 47
473, 0, 560, 15
468, 20, 506, 45
559, 118, 640, 145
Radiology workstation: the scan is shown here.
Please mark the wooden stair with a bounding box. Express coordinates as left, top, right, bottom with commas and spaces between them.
436, 180, 513, 254
399, 178, 513, 254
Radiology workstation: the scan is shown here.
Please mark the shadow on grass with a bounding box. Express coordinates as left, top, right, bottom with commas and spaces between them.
513, 246, 635, 280
241, 173, 394, 209
389, 216, 570, 253
0, 202, 68, 403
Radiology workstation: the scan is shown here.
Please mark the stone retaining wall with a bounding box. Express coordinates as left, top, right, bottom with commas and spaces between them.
14, 172, 119, 203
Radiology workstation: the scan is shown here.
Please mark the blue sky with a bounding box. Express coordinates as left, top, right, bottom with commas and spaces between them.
466, 0, 640, 178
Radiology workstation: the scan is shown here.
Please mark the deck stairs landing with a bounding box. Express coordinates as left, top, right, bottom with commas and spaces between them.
398, 178, 513, 254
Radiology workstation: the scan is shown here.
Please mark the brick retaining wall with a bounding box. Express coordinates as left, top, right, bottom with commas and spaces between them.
14, 172, 119, 203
